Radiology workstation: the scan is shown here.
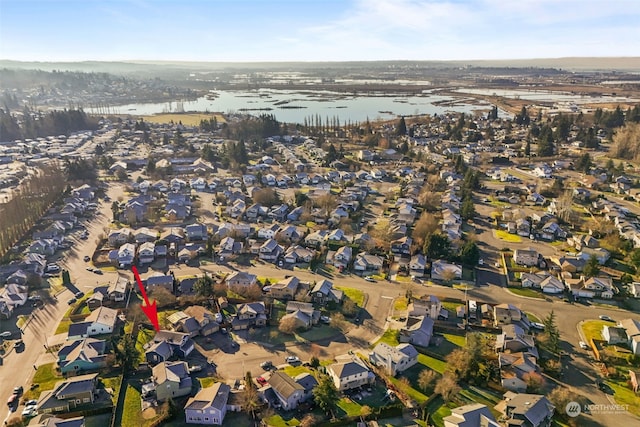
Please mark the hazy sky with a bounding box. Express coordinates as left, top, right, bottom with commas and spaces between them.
1, 0, 639, 62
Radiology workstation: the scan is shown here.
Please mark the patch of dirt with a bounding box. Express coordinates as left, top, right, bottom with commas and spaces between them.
142, 407, 157, 419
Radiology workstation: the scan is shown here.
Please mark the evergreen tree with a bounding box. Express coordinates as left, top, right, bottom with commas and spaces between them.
542, 311, 561, 354
397, 116, 407, 136
458, 240, 480, 266
314, 374, 339, 417
460, 195, 476, 220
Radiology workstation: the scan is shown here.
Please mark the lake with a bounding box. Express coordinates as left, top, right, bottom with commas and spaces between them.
87, 88, 495, 124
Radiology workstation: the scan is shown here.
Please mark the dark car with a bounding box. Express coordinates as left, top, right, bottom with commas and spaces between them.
67, 298, 76, 305
75, 291, 85, 299
597, 381, 614, 394
83, 255, 90, 262
13, 386, 23, 396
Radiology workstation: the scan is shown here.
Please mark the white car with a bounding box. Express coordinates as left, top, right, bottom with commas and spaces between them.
530, 322, 545, 331
285, 356, 300, 364
579, 341, 590, 350
22, 406, 37, 417
364, 276, 376, 283
0, 331, 12, 338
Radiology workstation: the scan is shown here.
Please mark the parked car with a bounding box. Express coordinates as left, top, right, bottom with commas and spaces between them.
94, 269, 103, 275
0, 331, 12, 338
599, 315, 613, 322
75, 291, 85, 299
285, 356, 300, 364
13, 340, 24, 350
260, 361, 273, 370
579, 341, 589, 350
320, 315, 330, 324
6, 394, 18, 408
531, 322, 545, 331
21, 406, 37, 417
83, 255, 90, 262
256, 376, 268, 386
364, 276, 376, 282
13, 386, 23, 396
67, 298, 76, 305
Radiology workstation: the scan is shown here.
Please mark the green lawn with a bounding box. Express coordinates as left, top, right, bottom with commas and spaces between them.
337, 398, 362, 417
389, 374, 429, 404
375, 329, 400, 347
135, 327, 156, 362
508, 287, 545, 299
298, 325, 341, 341
394, 297, 408, 312
55, 318, 72, 334
336, 286, 365, 306
527, 312, 541, 323
100, 374, 123, 405
441, 301, 463, 315
495, 230, 522, 243
418, 353, 447, 374
122, 382, 164, 427
26, 363, 62, 399
605, 379, 640, 417
581, 320, 610, 343
199, 377, 216, 388
265, 414, 301, 427
282, 365, 314, 377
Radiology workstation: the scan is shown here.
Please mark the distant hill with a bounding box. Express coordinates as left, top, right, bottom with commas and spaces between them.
1, 57, 639, 74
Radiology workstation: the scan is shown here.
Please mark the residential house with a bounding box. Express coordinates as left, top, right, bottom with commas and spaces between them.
36, 373, 99, 414
268, 276, 300, 300
225, 271, 257, 289
259, 238, 283, 262
150, 361, 193, 402
399, 316, 434, 347
134, 227, 157, 244
137, 242, 156, 264
520, 272, 564, 294
331, 246, 352, 270
283, 245, 314, 265
326, 355, 375, 391
513, 249, 540, 267
217, 236, 242, 261
184, 382, 231, 425
443, 403, 499, 427
603, 326, 627, 345
57, 338, 107, 375
116, 243, 136, 268
369, 343, 418, 376
268, 371, 305, 410
408, 295, 443, 319
565, 276, 614, 299
282, 301, 317, 329
232, 302, 267, 330
495, 392, 554, 427
494, 304, 530, 330
309, 279, 343, 305
108, 276, 129, 302
108, 228, 132, 247
146, 273, 175, 293
391, 236, 412, 256
184, 306, 219, 336
30, 415, 86, 427
618, 318, 640, 355
185, 223, 208, 242
304, 230, 329, 247
577, 247, 611, 265
168, 311, 202, 338
257, 224, 280, 240
353, 253, 384, 275
431, 260, 462, 281
86, 292, 104, 311
495, 325, 538, 358
409, 254, 427, 278
146, 330, 195, 364
67, 307, 119, 340
499, 352, 539, 392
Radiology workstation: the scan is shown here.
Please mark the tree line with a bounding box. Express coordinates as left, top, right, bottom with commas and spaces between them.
0, 163, 66, 258
0, 106, 99, 141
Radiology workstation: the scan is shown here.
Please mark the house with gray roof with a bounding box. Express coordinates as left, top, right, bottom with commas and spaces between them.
184, 382, 231, 425
444, 403, 499, 427
57, 338, 107, 375
309, 279, 343, 305
149, 361, 192, 402
369, 342, 418, 376
495, 392, 554, 427
29, 415, 86, 427
326, 355, 375, 391
36, 373, 99, 414
232, 302, 267, 330
268, 371, 305, 410
399, 316, 434, 348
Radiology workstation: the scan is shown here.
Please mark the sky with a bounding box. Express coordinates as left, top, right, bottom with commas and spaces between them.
1, 0, 639, 62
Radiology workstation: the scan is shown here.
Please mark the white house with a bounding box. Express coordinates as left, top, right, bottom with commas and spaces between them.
327, 355, 375, 391
369, 343, 418, 376
431, 260, 462, 281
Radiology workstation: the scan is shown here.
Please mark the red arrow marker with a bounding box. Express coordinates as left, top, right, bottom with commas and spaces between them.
131, 266, 159, 331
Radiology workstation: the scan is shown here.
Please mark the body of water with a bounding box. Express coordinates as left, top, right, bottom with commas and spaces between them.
87, 88, 494, 124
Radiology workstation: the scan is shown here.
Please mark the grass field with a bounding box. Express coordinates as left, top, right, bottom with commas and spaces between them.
25, 363, 61, 400
495, 230, 522, 243
336, 286, 365, 306
581, 320, 609, 343
507, 287, 546, 299
141, 113, 226, 126
605, 379, 640, 417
